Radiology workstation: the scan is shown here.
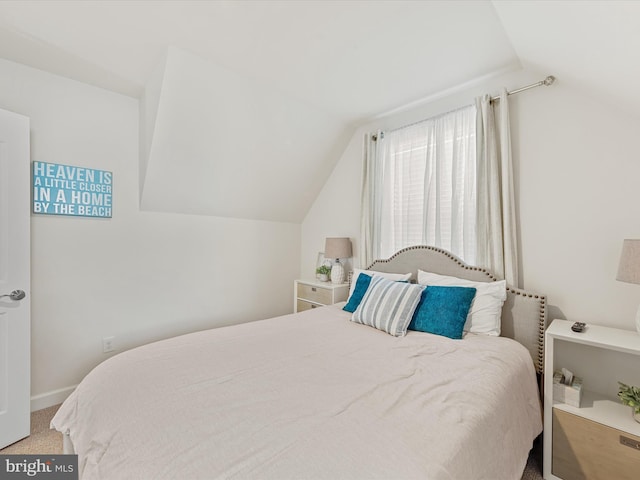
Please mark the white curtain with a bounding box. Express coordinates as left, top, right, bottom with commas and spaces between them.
361, 106, 477, 267
360, 131, 382, 268
475, 89, 519, 286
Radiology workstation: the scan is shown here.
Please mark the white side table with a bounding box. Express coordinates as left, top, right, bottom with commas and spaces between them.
294, 279, 349, 313
543, 319, 640, 479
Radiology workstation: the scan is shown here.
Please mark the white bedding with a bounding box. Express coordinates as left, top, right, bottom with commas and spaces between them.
52, 304, 542, 480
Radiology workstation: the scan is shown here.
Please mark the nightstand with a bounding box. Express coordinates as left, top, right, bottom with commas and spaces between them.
543, 319, 640, 480
294, 279, 349, 313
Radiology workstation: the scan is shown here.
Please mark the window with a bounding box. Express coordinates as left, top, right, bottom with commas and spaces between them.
375, 105, 477, 263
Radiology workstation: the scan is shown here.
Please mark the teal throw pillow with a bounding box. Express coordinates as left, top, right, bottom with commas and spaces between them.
343, 273, 373, 313
409, 286, 477, 339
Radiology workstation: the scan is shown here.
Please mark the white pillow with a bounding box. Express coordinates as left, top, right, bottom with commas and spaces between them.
351, 276, 424, 337
349, 268, 412, 298
417, 269, 506, 336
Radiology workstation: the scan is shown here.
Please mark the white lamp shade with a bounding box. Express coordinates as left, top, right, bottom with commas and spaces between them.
324, 237, 352, 260
617, 239, 640, 285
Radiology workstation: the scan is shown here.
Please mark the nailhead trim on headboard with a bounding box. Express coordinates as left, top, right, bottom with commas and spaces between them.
506, 287, 547, 374
367, 245, 499, 281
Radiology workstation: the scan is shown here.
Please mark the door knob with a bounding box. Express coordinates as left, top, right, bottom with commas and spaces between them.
0, 290, 26, 301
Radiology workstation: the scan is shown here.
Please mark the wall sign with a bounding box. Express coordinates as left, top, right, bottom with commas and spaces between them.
32, 161, 112, 218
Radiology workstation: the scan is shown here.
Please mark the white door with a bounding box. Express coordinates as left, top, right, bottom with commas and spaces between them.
0, 108, 30, 449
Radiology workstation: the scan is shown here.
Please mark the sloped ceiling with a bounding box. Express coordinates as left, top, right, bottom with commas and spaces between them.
139, 46, 353, 220
492, 1, 640, 118
0, 1, 638, 221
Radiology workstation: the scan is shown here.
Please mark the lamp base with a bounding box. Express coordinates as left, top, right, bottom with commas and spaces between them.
331, 262, 345, 284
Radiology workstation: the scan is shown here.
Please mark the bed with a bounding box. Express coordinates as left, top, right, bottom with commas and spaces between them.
51, 246, 546, 480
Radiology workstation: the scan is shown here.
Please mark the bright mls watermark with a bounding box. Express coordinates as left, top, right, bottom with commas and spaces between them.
0, 456, 77, 480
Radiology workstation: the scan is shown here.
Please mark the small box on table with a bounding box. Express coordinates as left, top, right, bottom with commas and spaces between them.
553, 370, 583, 407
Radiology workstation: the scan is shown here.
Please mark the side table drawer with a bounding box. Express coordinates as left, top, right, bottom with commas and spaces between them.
552, 408, 640, 480
297, 283, 332, 304
296, 299, 322, 312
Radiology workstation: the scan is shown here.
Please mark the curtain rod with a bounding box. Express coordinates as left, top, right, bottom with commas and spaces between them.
491, 75, 556, 102
372, 75, 556, 141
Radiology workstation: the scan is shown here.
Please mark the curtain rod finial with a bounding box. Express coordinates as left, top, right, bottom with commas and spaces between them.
544, 76, 556, 86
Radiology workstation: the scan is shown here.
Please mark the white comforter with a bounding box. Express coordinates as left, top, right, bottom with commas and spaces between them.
52, 304, 541, 480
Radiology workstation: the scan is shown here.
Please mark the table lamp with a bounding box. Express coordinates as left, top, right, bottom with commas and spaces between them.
616, 239, 640, 333
324, 237, 352, 284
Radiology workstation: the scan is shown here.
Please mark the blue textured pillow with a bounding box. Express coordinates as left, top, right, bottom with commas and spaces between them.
409, 286, 477, 339
343, 273, 373, 313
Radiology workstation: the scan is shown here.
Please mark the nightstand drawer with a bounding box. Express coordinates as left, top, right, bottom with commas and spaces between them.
552, 408, 640, 480
296, 299, 323, 312
294, 279, 349, 313
297, 283, 332, 305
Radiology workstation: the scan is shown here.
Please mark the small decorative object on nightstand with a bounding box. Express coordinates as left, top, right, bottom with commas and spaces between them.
553, 369, 583, 407
324, 237, 352, 284
618, 382, 640, 424
315, 265, 331, 282
294, 279, 349, 313
616, 239, 640, 333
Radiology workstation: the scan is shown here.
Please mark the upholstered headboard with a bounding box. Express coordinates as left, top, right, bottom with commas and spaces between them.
363, 245, 547, 373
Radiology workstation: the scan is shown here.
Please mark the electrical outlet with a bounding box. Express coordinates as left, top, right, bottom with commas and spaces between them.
102, 336, 116, 353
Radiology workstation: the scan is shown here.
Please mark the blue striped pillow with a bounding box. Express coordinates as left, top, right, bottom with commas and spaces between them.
351, 276, 425, 337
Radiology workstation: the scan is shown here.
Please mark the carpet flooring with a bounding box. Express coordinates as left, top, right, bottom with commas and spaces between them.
0, 405, 62, 455
1, 405, 543, 479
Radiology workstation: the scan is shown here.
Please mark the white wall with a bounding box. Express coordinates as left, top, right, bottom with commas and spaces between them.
302, 67, 640, 331
139, 46, 352, 223
0, 59, 300, 409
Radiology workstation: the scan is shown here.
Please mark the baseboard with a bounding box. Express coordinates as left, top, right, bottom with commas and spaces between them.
30, 385, 77, 412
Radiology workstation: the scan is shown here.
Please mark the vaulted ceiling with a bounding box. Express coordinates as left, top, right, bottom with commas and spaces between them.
0, 1, 637, 222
